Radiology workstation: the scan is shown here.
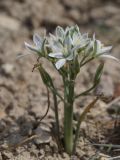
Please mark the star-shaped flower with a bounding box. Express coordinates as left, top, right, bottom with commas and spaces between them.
93, 39, 119, 62
48, 26, 90, 69
17, 34, 46, 58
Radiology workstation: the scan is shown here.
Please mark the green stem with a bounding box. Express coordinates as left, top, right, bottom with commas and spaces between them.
64, 79, 74, 154
80, 57, 94, 67
64, 103, 73, 154
53, 92, 60, 142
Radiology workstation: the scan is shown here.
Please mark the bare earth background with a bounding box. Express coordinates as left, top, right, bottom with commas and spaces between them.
0, 0, 120, 159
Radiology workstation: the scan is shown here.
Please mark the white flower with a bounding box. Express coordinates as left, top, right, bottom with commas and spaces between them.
21, 25, 119, 67
48, 26, 90, 69
48, 37, 74, 69
71, 32, 89, 46
84, 35, 119, 63
25, 34, 45, 53
49, 52, 73, 70
93, 39, 119, 62
94, 39, 112, 55
17, 34, 46, 58
55, 26, 66, 39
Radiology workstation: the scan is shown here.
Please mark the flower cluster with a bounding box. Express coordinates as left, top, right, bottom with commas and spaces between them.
22, 25, 119, 70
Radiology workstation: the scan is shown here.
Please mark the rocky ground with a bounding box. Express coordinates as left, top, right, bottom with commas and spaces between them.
0, 0, 120, 159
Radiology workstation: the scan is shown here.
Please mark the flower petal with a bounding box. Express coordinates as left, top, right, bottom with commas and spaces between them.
99, 46, 112, 54
100, 55, 120, 62
24, 42, 38, 52
49, 33, 56, 40
66, 53, 74, 61
56, 26, 65, 38
33, 34, 42, 47
49, 52, 63, 59
82, 33, 88, 39
55, 59, 66, 69
49, 39, 63, 52
93, 33, 96, 41
64, 34, 72, 47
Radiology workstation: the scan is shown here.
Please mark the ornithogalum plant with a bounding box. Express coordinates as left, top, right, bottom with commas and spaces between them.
19, 25, 119, 154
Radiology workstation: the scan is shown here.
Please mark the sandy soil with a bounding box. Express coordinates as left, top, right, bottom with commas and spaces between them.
0, 0, 120, 159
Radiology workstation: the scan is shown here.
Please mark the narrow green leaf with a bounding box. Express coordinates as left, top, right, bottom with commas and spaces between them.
94, 62, 104, 84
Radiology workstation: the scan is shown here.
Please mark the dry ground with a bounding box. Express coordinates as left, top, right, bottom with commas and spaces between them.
0, 0, 120, 159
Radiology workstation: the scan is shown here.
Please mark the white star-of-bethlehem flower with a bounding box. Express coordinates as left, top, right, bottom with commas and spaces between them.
85, 34, 119, 62
17, 34, 45, 58
94, 39, 118, 61
48, 26, 90, 69
19, 25, 119, 69
25, 34, 45, 52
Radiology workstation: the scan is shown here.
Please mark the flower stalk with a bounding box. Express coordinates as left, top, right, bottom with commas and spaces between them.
64, 101, 73, 154
64, 77, 74, 154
